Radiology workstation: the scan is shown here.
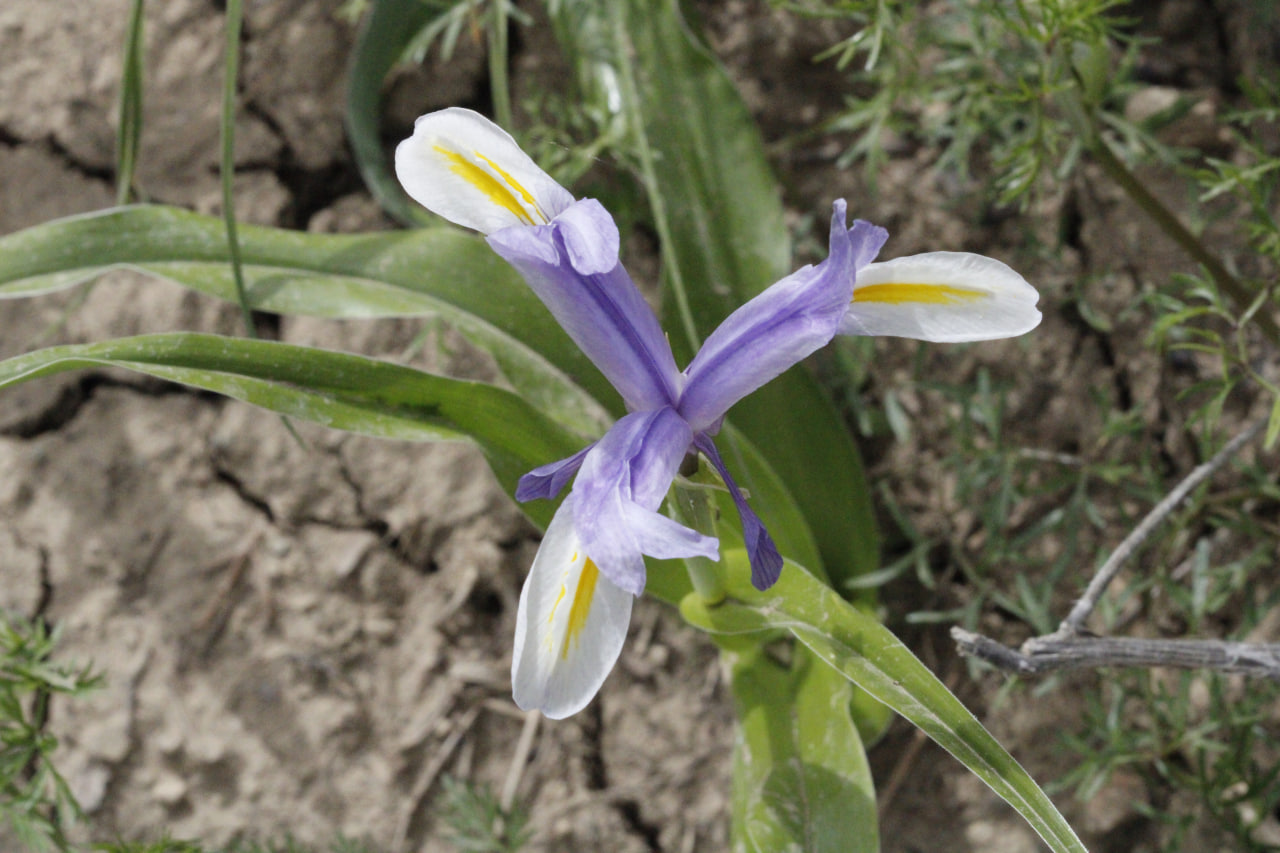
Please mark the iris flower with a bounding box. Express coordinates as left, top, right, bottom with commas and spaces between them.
396, 108, 1040, 718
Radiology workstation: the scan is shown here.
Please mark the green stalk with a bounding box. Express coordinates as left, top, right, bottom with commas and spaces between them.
488, 0, 512, 129
220, 0, 255, 338
609, 5, 703, 357
116, 0, 146, 206
670, 480, 727, 604
1089, 137, 1279, 343
222, 0, 304, 449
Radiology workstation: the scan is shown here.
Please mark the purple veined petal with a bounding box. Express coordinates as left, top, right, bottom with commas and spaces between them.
512, 497, 634, 719
516, 443, 595, 502
571, 408, 715, 595
694, 434, 783, 590
679, 201, 889, 432
395, 107, 575, 235
488, 199, 682, 412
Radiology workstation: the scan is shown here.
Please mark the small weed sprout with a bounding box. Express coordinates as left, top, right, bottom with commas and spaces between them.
438, 775, 531, 853
0, 617, 101, 853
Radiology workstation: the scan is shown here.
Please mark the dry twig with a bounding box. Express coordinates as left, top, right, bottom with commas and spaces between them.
953, 416, 1277, 678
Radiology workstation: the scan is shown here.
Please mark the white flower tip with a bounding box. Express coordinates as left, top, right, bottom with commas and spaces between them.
394, 107, 574, 235
511, 505, 633, 719
843, 251, 1042, 343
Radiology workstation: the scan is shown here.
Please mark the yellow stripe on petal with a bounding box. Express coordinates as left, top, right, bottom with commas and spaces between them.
562, 559, 600, 658
476, 152, 549, 224
854, 283, 989, 305
434, 145, 538, 226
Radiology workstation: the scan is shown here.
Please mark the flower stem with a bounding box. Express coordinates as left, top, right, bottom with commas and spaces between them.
487, 0, 512, 130
1089, 137, 1279, 343
609, 6, 703, 357
220, 0, 255, 339
670, 481, 726, 604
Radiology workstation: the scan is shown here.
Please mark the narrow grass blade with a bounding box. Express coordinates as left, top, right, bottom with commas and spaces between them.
219, 0, 255, 337
115, 0, 146, 205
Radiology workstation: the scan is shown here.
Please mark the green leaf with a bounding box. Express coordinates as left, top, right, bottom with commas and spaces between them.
344, 0, 440, 226
682, 555, 1087, 853
1268, 393, 1280, 450
0, 332, 581, 524
730, 645, 878, 853
0, 205, 614, 438
115, 0, 146, 205
550, 0, 880, 593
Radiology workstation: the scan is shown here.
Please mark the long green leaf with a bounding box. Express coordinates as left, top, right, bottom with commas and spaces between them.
345, 0, 439, 226
0, 205, 614, 438
550, 0, 880, 592
115, 0, 146, 205
0, 333, 581, 523
730, 644, 878, 853
681, 556, 1087, 853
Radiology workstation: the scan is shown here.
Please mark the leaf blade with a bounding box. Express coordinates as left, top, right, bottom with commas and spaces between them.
683, 558, 1087, 853
0, 205, 615, 437
0, 332, 582, 518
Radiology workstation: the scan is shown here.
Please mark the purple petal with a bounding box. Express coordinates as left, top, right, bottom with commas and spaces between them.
620, 502, 721, 560
695, 434, 783, 590
571, 408, 716, 595
516, 443, 594, 502
555, 199, 620, 275
678, 201, 889, 432
487, 199, 682, 411
847, 218, 889, 270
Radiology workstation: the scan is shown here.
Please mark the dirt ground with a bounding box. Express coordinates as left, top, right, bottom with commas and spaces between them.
1, 1, 1276, 851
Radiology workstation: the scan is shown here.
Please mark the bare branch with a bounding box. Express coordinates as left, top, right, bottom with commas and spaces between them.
952, 628, 1280, 680
1056, 416, 1267, 638
953, 416, 1274, 681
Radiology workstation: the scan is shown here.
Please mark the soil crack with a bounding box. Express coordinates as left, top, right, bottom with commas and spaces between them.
331, 449, 391, 538
212, 463, 277, 524
2, 374, 219, 439
242, 100, 362, 229
31, 543, 53, 622
581, 703, 664, 852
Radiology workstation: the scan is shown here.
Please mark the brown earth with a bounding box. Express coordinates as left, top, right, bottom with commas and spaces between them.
1, 1, 1276, 851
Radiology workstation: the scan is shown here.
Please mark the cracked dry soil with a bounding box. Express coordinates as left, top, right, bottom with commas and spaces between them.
1, 1, 729, 850
5, 0, 1278, 851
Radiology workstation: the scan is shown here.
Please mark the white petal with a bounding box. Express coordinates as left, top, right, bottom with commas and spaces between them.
394, 107, 575, 235
512, 501, 634, 719
841, 251, 1042, 343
